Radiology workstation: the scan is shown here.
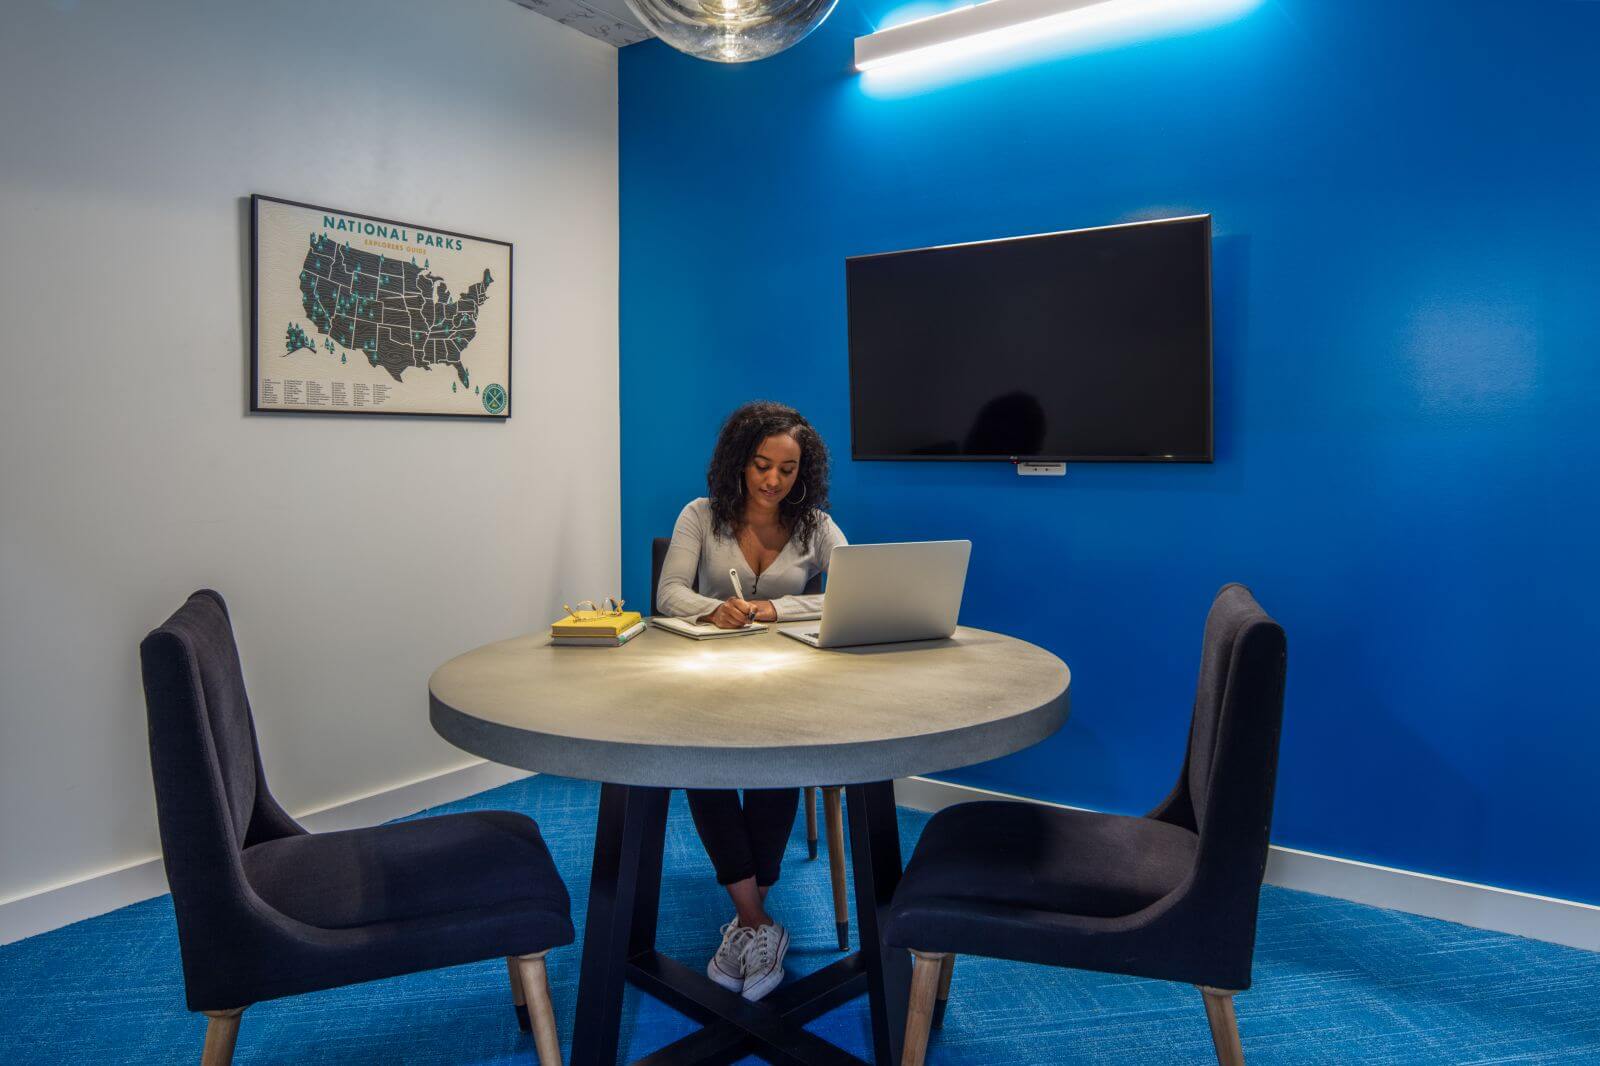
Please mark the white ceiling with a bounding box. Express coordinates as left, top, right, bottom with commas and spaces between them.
507, 0, 652, 46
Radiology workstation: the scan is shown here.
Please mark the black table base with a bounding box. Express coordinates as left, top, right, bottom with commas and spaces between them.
570, 781, 910, 1066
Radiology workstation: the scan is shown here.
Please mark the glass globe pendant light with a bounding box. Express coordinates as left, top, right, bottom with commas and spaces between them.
625, 0, 840, 62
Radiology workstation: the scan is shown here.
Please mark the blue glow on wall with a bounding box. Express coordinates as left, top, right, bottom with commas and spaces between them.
619, 0, 1600, 904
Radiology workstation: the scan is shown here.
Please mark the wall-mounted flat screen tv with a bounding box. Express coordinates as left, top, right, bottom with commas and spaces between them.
846, 214, 1213, 462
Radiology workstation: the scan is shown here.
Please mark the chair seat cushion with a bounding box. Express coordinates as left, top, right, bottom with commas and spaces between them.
889, 800, 1197, 929
242, 810, 570, 931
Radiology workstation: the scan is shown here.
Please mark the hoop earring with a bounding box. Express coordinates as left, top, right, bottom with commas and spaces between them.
787, 482, 807, 504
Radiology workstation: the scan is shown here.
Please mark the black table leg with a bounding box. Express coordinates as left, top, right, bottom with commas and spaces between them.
629, 786, 669, 957
571, 783, 671, 1066
844, 781, 909, 1066
570, 780, 905, 1066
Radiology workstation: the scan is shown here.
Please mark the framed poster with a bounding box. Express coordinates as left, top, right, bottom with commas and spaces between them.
251, 194, 512, 418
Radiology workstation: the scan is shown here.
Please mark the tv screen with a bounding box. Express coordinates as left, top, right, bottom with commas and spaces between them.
846, 215, 1212, 462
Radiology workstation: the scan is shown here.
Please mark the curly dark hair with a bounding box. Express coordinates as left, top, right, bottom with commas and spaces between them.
706, 401, 832, 550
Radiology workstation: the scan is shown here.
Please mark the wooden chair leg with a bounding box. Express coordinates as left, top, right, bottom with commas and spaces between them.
822, 786, 849, 950
507, 955, 531, 1031
516, 951, 562, 1066
806, 786, 819, 859
200, 1008, 244, 1066
903, 951, 947, 1066
1199, 986, 1245, 1066
932, 953, 955, 1029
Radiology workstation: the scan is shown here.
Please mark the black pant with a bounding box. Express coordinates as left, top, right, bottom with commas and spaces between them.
685, 788, 800, 887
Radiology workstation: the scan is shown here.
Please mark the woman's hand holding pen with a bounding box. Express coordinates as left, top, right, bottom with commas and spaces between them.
703, 567, 776, 627
702, 597, 755, 629
700, 597, 776, 628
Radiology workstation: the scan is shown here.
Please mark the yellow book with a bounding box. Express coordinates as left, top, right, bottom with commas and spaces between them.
551, 611, 643, 638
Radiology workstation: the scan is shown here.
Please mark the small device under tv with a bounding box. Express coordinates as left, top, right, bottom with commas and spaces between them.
846, 214, 1213, 463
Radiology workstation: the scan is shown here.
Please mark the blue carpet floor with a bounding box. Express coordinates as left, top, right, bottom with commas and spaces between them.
3, 773, 1598, 1064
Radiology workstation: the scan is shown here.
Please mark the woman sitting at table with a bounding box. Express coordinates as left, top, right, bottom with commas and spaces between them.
657, 399, 847, 1003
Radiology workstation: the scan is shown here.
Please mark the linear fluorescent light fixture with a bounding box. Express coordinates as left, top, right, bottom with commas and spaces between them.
854, 0, 1243, 73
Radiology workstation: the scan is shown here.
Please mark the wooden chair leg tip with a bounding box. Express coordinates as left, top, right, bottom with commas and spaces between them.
931, 997, 948, 1030
514, 1002, 531, 1032
808, 839, 819, 860
836, 921, 850, 951
1199, 987, 1245, 1066
200, 1008, 244, 1066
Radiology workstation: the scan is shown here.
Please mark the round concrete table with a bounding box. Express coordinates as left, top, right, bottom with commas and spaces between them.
430, 623, 1070, 1066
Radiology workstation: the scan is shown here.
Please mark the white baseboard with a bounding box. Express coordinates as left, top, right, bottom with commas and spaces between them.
0, 760, 532, 946
893, 776, 1600, 953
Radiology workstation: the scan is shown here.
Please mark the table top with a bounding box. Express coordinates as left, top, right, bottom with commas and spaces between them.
429, 622, 1070, 788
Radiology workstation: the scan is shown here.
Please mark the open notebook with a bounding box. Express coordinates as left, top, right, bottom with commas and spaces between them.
649, 615, 765, 640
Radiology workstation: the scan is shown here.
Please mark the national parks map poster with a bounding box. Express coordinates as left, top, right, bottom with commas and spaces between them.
251, 195, 512, 418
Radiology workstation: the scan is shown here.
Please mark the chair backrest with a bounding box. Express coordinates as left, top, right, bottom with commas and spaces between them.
651, 535, 822, 615
140, 591, 301, 906
651, 537, 672, 616
1152, 582, 1288, 878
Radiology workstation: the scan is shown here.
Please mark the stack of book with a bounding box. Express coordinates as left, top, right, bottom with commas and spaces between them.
550, 610, 645, 648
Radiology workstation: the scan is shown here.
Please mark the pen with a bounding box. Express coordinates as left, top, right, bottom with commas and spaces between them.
729, 569, 755, 624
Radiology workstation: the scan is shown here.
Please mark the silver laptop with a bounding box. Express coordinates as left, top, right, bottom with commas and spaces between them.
779, 540, 971, 649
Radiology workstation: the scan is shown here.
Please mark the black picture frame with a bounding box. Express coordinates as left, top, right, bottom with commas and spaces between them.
250, 193, 513, 420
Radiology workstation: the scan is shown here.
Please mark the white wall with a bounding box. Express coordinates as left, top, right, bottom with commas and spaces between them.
0, 0, 618, 915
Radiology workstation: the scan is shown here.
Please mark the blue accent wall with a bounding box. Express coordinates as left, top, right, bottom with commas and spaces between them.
619, 0, 1600, 904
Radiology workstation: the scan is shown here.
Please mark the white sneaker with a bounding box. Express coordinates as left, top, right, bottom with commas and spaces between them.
740, 921, 789, 1002
708, 919, 754, 993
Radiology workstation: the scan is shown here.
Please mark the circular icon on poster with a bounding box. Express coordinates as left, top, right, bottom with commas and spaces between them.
481, 383, 507, 415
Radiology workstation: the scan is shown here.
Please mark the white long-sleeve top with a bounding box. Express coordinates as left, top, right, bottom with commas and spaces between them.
656, 497, 848, 622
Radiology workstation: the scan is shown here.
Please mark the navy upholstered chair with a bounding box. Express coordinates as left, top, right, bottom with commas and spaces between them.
651, 536, 852, 950
140, 590, 574, 1066
886, 583, 1288, 1066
